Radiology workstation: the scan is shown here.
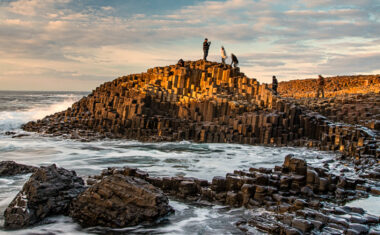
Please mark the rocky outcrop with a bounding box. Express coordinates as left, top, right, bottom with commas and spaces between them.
0, 161, 38, 177
94, 155, 380, 234
69, 174, 173, 228
4, 164, 85, 229
278, 75, 380, 99
21, 60, 379, 162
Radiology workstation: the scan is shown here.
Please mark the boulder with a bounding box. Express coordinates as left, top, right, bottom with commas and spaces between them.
4, 164, 85, 229
69, 174, 173, 228
0, 161, 38, 177
283, 155, 307, 175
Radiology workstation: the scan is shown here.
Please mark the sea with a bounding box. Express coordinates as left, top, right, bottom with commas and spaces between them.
0, 90, 378, 235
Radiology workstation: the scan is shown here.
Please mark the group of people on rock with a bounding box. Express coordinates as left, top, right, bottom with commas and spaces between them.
203, 38, 239, 68
178, 38, 326, 98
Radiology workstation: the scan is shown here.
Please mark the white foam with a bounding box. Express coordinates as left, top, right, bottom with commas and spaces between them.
0, 97, 79, 131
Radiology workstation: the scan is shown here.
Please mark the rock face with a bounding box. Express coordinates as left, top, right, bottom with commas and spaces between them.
4, 164, 85, 229
21, 60, 378, 162
0, 161, 38, 176
278, 75, 380, 99
70, 174, 173, 228
94, 155, 380, 234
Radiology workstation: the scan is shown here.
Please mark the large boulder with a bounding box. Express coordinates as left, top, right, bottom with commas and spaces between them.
0, 161, 38, 177
4, 164, 85, 229
69, 174, 174, 228
283, 154, 307, 175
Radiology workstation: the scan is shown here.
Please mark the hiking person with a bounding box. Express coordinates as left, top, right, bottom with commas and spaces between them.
177, 58, 184, 67
221, 46, 227, 64
203, 38, 211, 61
230, 53, 239, 68
316, 75, 325, 98
272, 75, 278, 95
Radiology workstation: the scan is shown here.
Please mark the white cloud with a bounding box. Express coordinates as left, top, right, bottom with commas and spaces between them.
0, 0, 379, 89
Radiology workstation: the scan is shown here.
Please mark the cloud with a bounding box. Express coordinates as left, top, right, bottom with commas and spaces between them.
0, 0, 379, 90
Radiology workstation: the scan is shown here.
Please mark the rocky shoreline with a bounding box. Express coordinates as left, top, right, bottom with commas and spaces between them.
1, 155, 380, 234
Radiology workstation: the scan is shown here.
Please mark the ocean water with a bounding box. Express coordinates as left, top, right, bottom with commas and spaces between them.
0, 90, 372, 235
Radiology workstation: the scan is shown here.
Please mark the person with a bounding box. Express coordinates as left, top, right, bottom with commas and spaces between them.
272, 75, 278, 95
203, 38, 211, 61
316, 75, 325, 98
177, 58, 184, 67
230, 53, 239, 68
221, 46, 227, 64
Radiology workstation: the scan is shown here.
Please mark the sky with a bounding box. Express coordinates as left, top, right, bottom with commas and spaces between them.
0, 0, 379, 91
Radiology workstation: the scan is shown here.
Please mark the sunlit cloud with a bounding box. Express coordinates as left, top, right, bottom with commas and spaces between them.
0, 0, 379, 91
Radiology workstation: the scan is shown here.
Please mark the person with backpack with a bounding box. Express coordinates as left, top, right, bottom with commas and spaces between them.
230, 53, 239, 68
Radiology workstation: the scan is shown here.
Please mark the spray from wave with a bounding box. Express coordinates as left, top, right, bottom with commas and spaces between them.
0, 96, 79, 131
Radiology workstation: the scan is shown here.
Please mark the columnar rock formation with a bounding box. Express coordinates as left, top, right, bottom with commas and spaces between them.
277, 75, 380, 131
278, 75, 380, 99
91, 155, 380, 234
22, 60, 379, 161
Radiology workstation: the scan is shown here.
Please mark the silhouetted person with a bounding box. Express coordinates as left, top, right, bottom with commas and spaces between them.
203, 38, 211, 61
177, 58, 184, 67
316, 75, 325, 98
272, 75, 278, 95
221, 46, 227, 65
230, 53, 239, 68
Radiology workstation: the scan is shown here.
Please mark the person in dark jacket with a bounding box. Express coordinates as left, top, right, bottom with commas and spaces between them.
230, 53, 239, 68
272, 75, 278, 95
316, 75, 325, 98
203, 38, 211, 61
177, 58, 184, 67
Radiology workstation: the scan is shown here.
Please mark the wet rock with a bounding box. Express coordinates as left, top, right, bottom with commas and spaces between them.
178, 180, 198, 197
283, 155, 307, 175
69, 174, 173, 228
248, 215, 280, 233
4, 164, 85, 229
291, 218, 313, 233
211, 176, 226, 192
370, 187, 380, 195
0, 161, 38, 177
349, 223, 369, 234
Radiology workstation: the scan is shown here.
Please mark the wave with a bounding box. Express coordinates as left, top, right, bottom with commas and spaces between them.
0, 97, 79, 131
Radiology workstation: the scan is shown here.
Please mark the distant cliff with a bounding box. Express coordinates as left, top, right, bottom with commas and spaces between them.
278, 75, 380, 98
22, 60, 378, 160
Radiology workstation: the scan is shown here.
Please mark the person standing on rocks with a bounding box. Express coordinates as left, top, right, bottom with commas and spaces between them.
177, 59, 184, 67
231, 53, 239, 68
203, 38, 211, 61
221, 46, 227, 65
316, 75, 325, 98
272, 75, 278, 95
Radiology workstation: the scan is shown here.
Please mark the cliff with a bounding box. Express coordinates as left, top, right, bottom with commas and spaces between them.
278, 75, 380, 98
278, 75, 380, 130
22, 60, 379, 160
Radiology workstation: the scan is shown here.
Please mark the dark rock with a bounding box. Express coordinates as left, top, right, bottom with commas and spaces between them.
0, 161, 38, 177
291, 218, 313, 233
69, 174, 173, 228
4, 164, 85, 229
248, 216, 280, 233
370, 187, 380, 195
211, 176, 226, 192
349, 223, 369, 234
283, 155, 307, 175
